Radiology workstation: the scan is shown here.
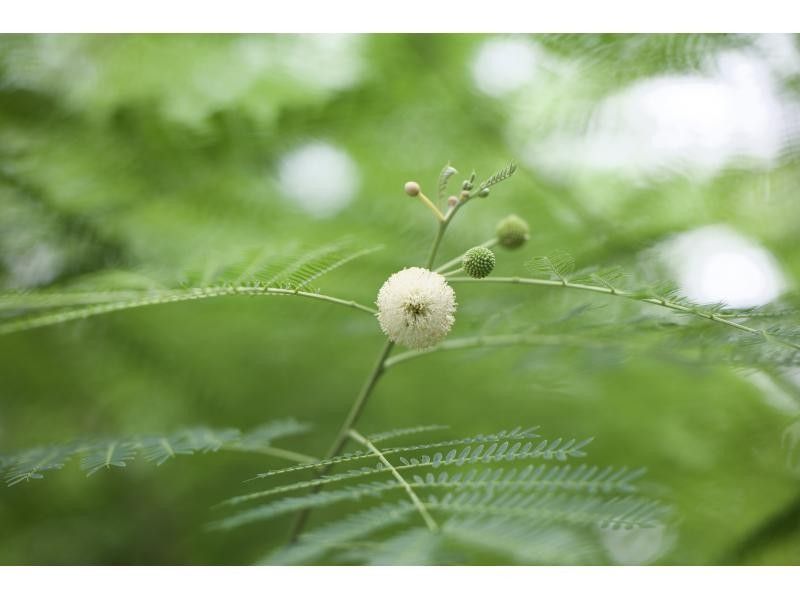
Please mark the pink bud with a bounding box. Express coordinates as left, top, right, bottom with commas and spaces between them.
404, 181, 421, 197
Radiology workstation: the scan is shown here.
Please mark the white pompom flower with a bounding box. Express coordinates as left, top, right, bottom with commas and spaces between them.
376, 267, 457, 349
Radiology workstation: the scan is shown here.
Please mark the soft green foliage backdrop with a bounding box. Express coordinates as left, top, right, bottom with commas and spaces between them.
0, 34, 799, 564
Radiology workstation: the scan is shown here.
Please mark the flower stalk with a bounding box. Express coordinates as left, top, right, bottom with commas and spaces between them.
286, 164, 518, 544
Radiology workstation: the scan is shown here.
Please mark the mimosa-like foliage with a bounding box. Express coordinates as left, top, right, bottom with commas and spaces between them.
1, 160, 797, 565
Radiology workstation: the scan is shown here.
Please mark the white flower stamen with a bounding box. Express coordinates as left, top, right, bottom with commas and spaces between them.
376, 267, 457, 349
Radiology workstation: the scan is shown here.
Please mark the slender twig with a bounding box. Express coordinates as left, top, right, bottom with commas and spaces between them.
348, 428, 439, 533
226, 445, 318, 465
286, 194, 460, 543
384, 333, 611, 369
434, 238, 499, 274
426, 221, 449, 270
448, 277, 800, 352
0, 286, 376, 335
286, 338, 394, 541
416, 191, 445, 221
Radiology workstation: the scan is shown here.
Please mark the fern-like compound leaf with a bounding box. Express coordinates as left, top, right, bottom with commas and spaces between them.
3, 445, 78, 486
80, 441, 138, 476
251, 427, 546, 479
368, 424, 450, 444
477, 161, 518, 192
220, 427, 667, 565
0, 419, 310, 486
263, 501, 416, 565
0, 241, 379, 335
526, 252, 576, 284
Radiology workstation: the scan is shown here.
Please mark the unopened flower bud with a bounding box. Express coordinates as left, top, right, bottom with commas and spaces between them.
462, 246, 496, 279
478, 188, 490, 198
404, 181, 421, 197
447, 195, 459, 207
496, 214, 529, 249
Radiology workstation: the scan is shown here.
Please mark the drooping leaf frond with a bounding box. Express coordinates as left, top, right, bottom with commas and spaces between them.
353, 527, 442, 565
217, 463, 645, 525
211, 481, 403, 531
218, 426, 668, 565
209, 240, 381, 290
81, 441, 138, 476
250, 427, 549, 480
439, 517, 605, 565
450, 256, 800, 357
263, 501, 417, 565
0, 241, 380, 335
424, 489, 666, 529
3, 444, 79, 486
0, 419, 311, 486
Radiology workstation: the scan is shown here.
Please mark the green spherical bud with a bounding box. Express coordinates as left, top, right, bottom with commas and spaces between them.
462, 246, 496, 279
478, 188, 490, 198
496, 214, 529, 249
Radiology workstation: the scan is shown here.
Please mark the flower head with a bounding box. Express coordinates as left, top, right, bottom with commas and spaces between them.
376, 267, 457, 349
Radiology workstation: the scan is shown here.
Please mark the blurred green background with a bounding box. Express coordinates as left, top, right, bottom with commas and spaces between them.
1, 33, 799, 564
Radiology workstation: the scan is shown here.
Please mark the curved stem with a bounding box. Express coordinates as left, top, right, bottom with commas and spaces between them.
448, 277, 800, 352
0, 287, 376, 336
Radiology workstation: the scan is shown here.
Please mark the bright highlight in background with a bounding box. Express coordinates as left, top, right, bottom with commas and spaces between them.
660, 225, 787, 309
471, 38, 539, 97
277, 142, 360, 218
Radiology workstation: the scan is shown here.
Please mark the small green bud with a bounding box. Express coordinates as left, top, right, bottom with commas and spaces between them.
496, 214, 529, 249
462, 246, 496, 279
478, 188, 490, 198
462, 179, 473, 191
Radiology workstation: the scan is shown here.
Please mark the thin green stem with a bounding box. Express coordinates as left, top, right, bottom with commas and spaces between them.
323, 339, 395, 465
287, 338, 395, 542
416, 191, 445, 221
439, 268, 463, 278
0, 286, 376, 336
227, 445, 318, 464
426, 221, 448, 270
384, 332, 611, 369
286, 194, 459, 543
448, 276, 800, 352
347, 429, 439, 533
